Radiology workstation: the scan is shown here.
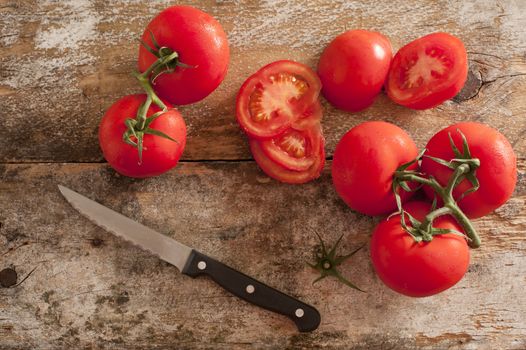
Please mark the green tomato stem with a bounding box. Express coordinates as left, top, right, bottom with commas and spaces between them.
395, 164, 481, 248
420, 206, 452, 233
132, 50, 181, 130
446, 201, 480, 247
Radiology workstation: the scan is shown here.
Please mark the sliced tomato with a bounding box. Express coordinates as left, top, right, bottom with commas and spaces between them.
292, 100, 323, 131
236, 60, 322, 139
260, 123, 322, 172
386, 32, 468, 110
250, 135, 325, 184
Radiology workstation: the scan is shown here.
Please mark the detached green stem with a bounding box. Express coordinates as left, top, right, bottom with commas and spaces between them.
395, 164, 481, 248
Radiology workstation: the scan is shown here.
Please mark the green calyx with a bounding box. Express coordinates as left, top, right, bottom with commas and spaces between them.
123, 32, 190, 164
307, 231, 365, 292
393, 129, 481, 248
140, 30, 194, 83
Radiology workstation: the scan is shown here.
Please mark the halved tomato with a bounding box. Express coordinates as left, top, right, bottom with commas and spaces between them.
260, 123, 322, 172
250, 134, 325, 184
236, 60, 322, 139
386, 32, 468, 110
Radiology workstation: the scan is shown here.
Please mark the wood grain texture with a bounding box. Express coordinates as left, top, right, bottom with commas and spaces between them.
1, 162, 525, 349
1, 0, 525, 349
0, 0, 525, 162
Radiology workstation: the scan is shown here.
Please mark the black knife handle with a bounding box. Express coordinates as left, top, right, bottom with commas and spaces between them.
182, 250, 320, 332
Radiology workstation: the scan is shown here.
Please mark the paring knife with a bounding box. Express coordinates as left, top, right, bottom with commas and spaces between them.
58, 185, 320, 332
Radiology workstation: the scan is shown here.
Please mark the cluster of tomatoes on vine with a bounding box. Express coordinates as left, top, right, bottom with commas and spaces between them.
98, 5, 517, 298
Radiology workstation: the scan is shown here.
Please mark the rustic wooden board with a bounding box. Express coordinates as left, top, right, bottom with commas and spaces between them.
1, 162, 525, 349
1, 0, 526, 349
0, 0, 525, 162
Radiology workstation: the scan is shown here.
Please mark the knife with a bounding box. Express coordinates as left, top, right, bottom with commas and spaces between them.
58, 185, 320, 332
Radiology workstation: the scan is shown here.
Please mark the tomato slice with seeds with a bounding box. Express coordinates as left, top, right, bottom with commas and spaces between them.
250, 135, 325, 184
386, 32, 468, 110
260, 123, 322, 172
236, 60, 322, 139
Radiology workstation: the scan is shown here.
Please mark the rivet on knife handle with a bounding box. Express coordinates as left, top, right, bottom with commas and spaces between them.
182, 250, 321, 332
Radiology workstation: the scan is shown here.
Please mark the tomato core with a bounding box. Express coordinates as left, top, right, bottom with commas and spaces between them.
249, 73, 309, 123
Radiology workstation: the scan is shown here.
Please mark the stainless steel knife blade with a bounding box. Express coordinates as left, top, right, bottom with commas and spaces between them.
58, 185, 191, 271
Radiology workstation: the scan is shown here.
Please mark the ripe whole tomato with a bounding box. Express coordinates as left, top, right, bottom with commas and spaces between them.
138, 5, 230, 105
332, 121, 418, 216
370, 201, 470, 297
318, 30, 392, 112
421, 122, 517, 219
385, 32, 468, 110
99, 94, 186, 178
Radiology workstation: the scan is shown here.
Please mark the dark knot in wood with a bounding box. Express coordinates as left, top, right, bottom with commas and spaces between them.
0, 268, 17, 288
90, 238, 104, 247
453, 66, 483, 102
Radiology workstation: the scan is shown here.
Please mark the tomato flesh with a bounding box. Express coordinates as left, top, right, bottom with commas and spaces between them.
250, 135, 325, 184
386, 32, 467, 110
260, 124, 321, 172
237, 60, 321, 139
370, 201, 469, 297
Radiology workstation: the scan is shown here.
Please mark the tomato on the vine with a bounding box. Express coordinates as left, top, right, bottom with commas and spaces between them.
99, 94, 186, 178
318, 30, 392, 112
332, 121, 418, 216
385, 32, 467, 110
421, 122, 517, 219
138, 5, 230, 105
236, 60, 322, 139
370, 201, 469, 297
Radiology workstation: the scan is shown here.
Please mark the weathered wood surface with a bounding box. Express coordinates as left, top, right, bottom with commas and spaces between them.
1, 0, 525, 349
1, 0, 526, 162
1, 162, 525, 349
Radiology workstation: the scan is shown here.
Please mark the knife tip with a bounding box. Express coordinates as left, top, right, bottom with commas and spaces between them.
57, 184, 71, 197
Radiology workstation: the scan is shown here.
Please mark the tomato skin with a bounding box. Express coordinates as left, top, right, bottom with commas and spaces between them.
421, 122, 517, 219
99, 94, 187, 178
370, 201, 469, 297
332, 121, 418, 216
250, 134, 325, 184
260, 126, 321, 172
386, 32, 467, 110
138, 5, 229, 105
318, 30, 392, 112
236, 60, 322, 140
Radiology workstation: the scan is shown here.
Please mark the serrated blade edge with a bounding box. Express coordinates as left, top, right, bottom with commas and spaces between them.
58, 185, 191, 271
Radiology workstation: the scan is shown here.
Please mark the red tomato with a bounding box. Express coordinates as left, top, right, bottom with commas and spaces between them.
260, 124, 322, 172
370, 201, 470, 297
138, 5, 229, 105
236, 60, 322, 139
318, 30, 392, 112
332, 121, 418, 216
250, 131, 325, 184
99, 94, 186, 178
386, 32, 468, 110
291, 101, 323, 131
421, 122, 517, 219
